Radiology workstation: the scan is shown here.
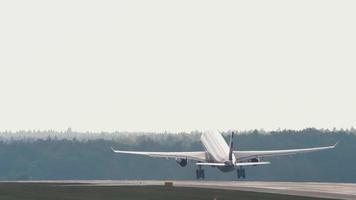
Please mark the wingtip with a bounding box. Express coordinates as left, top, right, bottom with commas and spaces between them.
333, 141, 340, 148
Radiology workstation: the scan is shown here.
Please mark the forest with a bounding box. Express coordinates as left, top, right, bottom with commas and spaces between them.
0, 128, 354, 182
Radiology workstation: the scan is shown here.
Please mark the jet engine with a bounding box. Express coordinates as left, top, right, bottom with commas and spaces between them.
249, 158, 260, 162
176, 158, 188, 167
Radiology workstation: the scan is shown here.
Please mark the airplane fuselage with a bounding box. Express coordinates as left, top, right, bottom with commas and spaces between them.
201, 131, 237, 172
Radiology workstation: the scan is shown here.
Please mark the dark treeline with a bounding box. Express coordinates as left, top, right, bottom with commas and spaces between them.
0, 128, 355, 182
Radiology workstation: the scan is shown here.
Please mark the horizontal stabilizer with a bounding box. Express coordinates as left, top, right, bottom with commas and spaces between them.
234, 161, 270, 166
196, 163, 227, 166
196, 161, 270, 167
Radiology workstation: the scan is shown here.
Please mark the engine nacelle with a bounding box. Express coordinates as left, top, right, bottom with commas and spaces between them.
176, 158, 188, 167
249, 158, 260, 162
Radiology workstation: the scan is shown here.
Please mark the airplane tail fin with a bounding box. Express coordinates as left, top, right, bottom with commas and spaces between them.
228, 131, 234, 161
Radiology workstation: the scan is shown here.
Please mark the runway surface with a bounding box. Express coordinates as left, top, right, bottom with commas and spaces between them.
4, 180, 356, 200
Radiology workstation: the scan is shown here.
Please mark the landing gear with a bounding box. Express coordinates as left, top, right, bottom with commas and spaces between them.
196, 165, 205, 180
237, 167, 246, 179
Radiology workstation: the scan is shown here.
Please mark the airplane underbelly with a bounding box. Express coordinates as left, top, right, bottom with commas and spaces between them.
218, 166, 236, 172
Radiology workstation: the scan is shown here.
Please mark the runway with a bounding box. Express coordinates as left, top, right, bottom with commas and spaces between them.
8, 180, 356, 200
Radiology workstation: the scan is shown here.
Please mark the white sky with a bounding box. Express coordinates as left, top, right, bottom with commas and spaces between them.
0, 1, 355, 133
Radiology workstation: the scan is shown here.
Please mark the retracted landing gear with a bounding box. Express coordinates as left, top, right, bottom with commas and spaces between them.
196, 165, 205, 180
237, 167, 246, 179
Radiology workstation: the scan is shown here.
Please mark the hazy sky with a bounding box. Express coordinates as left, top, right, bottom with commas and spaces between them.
0, 1, 355, 132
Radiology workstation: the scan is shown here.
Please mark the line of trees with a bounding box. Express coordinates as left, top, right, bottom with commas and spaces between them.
0, 128, 355, 182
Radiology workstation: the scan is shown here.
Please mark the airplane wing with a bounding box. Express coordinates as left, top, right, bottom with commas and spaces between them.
111, 147, 206, 162
234, 142, 338, 161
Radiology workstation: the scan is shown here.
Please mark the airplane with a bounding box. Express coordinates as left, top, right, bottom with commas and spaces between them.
111, 131, 337, 179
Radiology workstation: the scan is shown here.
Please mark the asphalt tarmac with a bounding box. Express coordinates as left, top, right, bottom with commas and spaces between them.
4, 180, 356, 200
